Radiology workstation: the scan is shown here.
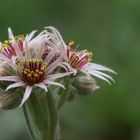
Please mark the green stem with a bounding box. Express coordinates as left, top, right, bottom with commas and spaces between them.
47, 88, 59, 140
23, 89, 49, 140
57, 78, 71, 110
23, 105, 36, 140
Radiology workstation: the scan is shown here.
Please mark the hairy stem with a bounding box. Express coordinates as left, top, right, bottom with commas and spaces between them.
57, 78, 71, 110
23, 89, 49, 140
47, 88, 59, 140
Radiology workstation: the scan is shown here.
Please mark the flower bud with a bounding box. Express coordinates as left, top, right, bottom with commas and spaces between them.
72, 75, 99, 95
0, 89, 21, 109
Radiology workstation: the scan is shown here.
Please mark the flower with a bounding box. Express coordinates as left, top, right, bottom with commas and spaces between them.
0, 28, 72, 106
43, 27, 116, 85
67, 41, 116, 84
0, 32, 24, 60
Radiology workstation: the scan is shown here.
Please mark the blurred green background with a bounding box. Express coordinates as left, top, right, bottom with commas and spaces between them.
0, 0, 140, 140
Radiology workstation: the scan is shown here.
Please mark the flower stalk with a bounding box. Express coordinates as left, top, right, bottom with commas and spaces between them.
57, 78, 71, 110
47, 88, 58, 140
23, 88, 65, 140
23, 89, 49, 140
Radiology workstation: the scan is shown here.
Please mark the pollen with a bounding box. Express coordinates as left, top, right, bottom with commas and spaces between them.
67, 40, 75, 50
17, 59, 47, 85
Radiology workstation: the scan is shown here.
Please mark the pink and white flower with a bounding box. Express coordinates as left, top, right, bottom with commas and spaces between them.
43, 27, 116, 84
0, 28, 73, 106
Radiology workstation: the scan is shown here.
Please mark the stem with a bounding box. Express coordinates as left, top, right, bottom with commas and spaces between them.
23, 105, 36, 140
57, 78, 71, 110
23, 89, 49, 140
47, 88, 59, 140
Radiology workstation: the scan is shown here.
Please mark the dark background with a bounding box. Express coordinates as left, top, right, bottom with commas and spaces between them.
0, 0, 140, 140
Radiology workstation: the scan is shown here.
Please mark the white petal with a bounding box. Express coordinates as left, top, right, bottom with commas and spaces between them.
29, 30, 46, 46
46, 72, 73, 80
26, 30, 37, 42
61, 62, 77, 73
8, 27, 15, 40
58, 63, 69, 72
36, 45, 45, 59
43, 80, 65, 89
45, 26, 67, 50
84, 62, 117, 74
44, 48, 56, 64
6, 81, 25, 91
23, 39, 31, 58
87, 70, 111, 84
0, 53, 17, 71
20, 86, 33, 107
46, 53, 64, 74
0, 76, 20, 82
35, 83, 48, 92
93, 70, 115, 82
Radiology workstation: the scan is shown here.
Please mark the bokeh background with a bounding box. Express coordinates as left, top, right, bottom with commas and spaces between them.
0, 0, 140, 140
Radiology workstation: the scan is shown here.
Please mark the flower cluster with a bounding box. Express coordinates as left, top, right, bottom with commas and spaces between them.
0, 27, 116, 106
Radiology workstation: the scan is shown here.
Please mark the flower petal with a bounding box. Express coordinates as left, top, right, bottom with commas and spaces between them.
23, 39, 31, 59
46, 52, 64, 74
35, 83, 48, 92
8, 27, 15, 40
86, 70, 111, 84
26, 30, 38, 42
61, 62, 77, 74
46, 72, 73, 80
0, 53, 17, 71
93, 70, 115, 83
44, 48, 57, 64
43, 80, 65, 89
0, 76, 20, 82
45, 26, 67, 50
6, 81, 25, 91
20, 86, 33, 107
84, 62, 117, 74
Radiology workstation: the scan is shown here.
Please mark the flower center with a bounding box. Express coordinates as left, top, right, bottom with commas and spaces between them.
67, 41, 92, 69
17, 59, 47, 85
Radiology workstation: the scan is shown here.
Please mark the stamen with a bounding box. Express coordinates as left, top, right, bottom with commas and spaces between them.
67, 41, 93, 69
67, 40, 75, 50
0, 35, 24, 58
17, 59, 47, 85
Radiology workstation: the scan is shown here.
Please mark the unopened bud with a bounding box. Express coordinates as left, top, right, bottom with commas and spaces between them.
0, 89, 21, 109
72, 75, 99, 95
